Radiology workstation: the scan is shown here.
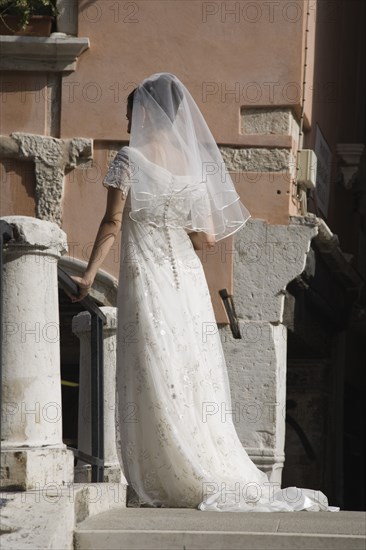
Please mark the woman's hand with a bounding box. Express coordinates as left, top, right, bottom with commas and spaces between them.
66, 275, 94, 303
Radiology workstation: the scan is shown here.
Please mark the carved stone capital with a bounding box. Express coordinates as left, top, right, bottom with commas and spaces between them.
0, 133, 93, 225
336, 143, 365, 189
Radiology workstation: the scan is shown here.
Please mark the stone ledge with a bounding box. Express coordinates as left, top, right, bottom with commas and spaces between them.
74, 509, 364, 550
220, 134, 294, 148
0, 34, 90, 72
0, 483, 127, 550
0, 447, 74, 491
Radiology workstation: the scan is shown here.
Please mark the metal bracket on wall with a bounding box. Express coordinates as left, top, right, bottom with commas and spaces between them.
219, 288, 241, 339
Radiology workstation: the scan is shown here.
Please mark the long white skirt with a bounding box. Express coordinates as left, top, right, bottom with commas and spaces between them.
114, 195, 339, 513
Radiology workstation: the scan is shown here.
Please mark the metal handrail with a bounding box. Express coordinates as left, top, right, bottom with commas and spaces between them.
58, 266, 107, 482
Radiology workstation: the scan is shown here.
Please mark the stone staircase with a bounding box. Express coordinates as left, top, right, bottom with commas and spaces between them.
74, 508, 366, 550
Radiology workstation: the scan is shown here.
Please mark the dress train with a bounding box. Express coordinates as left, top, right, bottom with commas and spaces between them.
113, 189, 339, 513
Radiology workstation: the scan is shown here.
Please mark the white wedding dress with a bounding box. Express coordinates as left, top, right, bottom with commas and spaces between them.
104, 147, 339, 513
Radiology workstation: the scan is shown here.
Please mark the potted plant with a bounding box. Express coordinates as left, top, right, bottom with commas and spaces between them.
0, 0, 59, 37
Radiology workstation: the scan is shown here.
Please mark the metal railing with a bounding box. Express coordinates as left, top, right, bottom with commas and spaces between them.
58, 266, 107, 482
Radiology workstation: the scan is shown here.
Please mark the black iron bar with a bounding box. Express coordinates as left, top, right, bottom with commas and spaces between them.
58, 266, 106, 482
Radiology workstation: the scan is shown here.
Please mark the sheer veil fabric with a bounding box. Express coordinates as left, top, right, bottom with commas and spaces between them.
125, 72, 251, 240
103, 72, 340, 513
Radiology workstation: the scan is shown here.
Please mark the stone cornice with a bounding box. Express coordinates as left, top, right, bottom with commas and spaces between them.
0, 33, 90, 72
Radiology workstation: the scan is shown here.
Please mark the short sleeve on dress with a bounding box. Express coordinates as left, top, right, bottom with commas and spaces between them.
103, 146, 131, 199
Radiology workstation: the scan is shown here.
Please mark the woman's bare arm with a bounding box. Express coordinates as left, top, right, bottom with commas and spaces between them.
188, 230, 216, 251
68, 187, 126, 301
187, 212, 216, 251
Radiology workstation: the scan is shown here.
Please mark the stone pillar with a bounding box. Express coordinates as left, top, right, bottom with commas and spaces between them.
72, 307, 127, 485
220, 216, 318, 484
1, 215, 74, 490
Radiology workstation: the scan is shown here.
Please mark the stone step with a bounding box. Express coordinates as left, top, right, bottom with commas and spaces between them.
74, 508, 366, 550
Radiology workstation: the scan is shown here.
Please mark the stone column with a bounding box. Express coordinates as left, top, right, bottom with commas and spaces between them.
219, 216, 318, 484
72, 307, 127, 485
1, 215, 74, 490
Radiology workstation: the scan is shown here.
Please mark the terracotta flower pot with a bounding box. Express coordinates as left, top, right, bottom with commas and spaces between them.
0, 15, 54, 37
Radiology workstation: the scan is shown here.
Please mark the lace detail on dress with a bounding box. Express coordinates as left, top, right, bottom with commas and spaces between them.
103, 146, 131, 199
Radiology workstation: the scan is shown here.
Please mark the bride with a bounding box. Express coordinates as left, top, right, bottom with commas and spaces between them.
69, 73, 339, 513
